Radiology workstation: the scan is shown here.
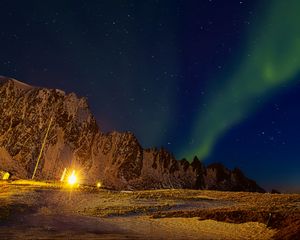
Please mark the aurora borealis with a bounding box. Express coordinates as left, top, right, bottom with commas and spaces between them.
182, 0, 300, 160
1, 0, 300, 192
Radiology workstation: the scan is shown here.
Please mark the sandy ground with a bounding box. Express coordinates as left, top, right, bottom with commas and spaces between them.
105, 217, 275, 240
0, 180, 297, 239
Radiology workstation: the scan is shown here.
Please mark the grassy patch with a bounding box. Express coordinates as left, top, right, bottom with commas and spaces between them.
81, 204, 172, 217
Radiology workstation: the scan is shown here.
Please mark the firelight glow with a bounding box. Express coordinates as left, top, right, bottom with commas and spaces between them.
67, 170, 77, 186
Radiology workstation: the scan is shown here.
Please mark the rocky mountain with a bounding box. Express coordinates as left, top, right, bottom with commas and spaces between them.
204, 163, 265, 192
0, 76, 265, 192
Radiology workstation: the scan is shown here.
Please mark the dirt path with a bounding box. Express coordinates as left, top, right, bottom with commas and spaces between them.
1, 213, 138, 240
0, 212, 276, 240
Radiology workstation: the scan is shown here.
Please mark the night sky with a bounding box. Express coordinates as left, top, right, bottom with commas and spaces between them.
1, 0, 299, 193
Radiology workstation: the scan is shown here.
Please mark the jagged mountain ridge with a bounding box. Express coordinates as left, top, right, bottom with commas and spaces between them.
0, 76, 264, 192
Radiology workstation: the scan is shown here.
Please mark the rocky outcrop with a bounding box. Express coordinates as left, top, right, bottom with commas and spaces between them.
204, 163, 265, 193
0, 76, 264, 192
0, 76, 98, 182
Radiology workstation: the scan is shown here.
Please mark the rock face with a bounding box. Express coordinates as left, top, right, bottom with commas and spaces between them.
204, 163, 265, 193
0, 77, 264, 192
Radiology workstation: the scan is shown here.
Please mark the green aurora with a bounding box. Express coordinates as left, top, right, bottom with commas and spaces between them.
183, 0, 300, 160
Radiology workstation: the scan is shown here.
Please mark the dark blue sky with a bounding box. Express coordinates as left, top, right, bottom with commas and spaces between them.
0, 0, 299, 192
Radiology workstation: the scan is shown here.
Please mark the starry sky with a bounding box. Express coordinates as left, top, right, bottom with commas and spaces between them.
1, 0, 299, 193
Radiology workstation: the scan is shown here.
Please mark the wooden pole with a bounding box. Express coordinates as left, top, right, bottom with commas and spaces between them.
32, 116, 53, 180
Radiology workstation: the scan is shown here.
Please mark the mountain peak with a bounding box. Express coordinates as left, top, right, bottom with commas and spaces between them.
0, 76, 34, 90
0, 77, 265, 192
